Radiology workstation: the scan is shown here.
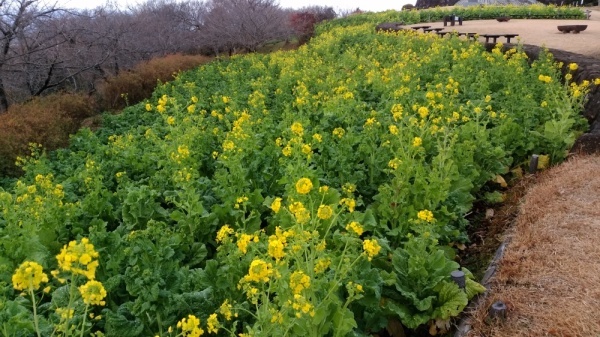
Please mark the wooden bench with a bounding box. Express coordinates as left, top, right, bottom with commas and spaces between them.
423, 27, 444, 33
411, 25, 431, 31
455, 32, 478, 41
481, 34, 519, 43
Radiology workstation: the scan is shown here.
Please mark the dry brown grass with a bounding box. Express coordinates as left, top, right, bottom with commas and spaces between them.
467, 155, 600, 337
97, 54, 212, 111
0, 93, 95, 175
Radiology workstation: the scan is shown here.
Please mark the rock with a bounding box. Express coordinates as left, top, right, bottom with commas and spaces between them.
572, 133, 600, 155
375, 22, 406, 32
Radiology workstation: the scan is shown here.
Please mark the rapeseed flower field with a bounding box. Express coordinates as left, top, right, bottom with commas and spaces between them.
0, 8, 596, 336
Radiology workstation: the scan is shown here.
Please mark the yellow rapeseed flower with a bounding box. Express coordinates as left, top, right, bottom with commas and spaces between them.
177, 314, 204, 337
244, 259, 273, 283
342, 183, 356, 194
295, 178, 313, 194
346, 221, 364, 236
291, 294, 314, 317
317, 205, 333, 220
316, 240, 326, 252
282, 146, 292, 157
219, 300, 235, 320
78, 280, 107, 306
268, 237, 285, 261
538, 75, 552, 83
12, 261, 48, 291
363, 239, 381, 261
291, 122, 304, 136
216, 225, 234, 243
206, 313, 219, 334
412, 137, 422, 147
332, 127, 345, 138
302, 144, 312, 156
236, 234, 256, 254
270, 309, 284, 324
568, 63, 578, 71
270, 197, 282, 213
56, 238, 99, 280
388, 158, 401, 170
391, 104, 403, 121
294, 207, 311, 224
364, 117, 376, 127
56, 308, 75, 320
417, 209, 435, 222
178, 145, 190, 158
222, 140, 235, 152
314, 258, 331, 274
340, 198, 356, 213
290, 271, 311, 294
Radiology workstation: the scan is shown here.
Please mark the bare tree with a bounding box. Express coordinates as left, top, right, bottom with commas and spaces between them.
0, 0, 66, 112
202, 0, 291, 54
0, 0, 294, 112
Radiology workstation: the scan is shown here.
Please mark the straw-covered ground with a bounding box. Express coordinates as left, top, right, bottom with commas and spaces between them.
466, 155, 600, 336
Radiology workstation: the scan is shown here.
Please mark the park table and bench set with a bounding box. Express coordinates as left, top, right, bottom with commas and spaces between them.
408, 24, 519, 44
377, 16, 521, 44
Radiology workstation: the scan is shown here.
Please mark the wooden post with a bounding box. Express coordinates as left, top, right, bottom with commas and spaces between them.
489, 301, 507, 320
451, 270, 466, 289
529, 154, 539, 174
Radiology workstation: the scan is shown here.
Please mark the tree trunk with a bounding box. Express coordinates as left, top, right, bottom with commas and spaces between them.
0, 76, 9, 113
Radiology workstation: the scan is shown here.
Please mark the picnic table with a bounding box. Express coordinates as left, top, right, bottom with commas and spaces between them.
481, 34, 519, 43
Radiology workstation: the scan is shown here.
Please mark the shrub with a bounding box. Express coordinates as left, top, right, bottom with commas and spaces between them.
290, 7, 336, 45
0, 93, 95, 176
290, 12, 319, 45
96, 54, 212, 111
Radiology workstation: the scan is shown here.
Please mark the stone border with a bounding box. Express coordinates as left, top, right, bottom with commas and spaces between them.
453, 238, 513, 336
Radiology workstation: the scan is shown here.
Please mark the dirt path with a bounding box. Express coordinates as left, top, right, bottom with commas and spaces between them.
465, 155, 600, 336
